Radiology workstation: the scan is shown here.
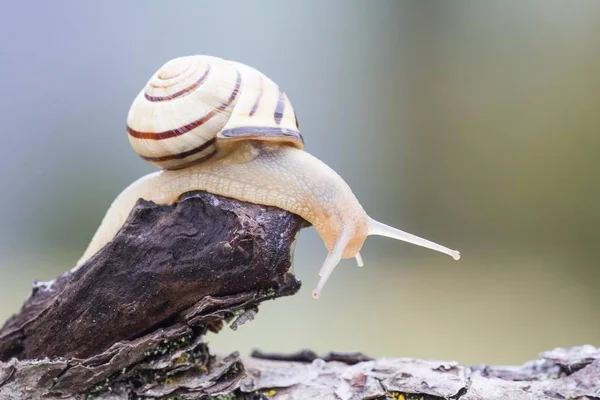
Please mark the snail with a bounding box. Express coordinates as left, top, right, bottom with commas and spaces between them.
78, 55, 460, 299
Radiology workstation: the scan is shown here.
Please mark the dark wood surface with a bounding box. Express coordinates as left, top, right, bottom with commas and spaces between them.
0, 192, 597, 399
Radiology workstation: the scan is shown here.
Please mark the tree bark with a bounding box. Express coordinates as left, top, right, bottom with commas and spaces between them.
0, 191, 597, 399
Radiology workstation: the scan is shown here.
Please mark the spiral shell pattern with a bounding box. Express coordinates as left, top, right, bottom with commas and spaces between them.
127, 55, 303, 170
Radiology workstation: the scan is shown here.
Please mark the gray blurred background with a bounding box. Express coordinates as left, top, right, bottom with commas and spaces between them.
0, 0, 599, 366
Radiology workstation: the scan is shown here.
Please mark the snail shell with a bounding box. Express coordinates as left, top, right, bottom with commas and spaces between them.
126, 55, 303, 170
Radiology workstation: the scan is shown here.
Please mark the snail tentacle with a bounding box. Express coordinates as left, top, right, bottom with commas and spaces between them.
355, 252, 364, 267
312, 227, 353, 299
367, 219, 461, 261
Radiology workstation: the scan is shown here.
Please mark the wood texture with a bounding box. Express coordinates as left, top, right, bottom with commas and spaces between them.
0, 191, 305, 362
242, 345, 600, 400
0, 191, 597, 399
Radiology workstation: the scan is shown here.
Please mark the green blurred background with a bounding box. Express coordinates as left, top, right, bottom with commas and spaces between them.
0, 1, 598, 366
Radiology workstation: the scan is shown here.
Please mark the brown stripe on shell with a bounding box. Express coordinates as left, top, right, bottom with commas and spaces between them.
145, 64, 211, 102
274, 88, 285, 125
128, 71, 242, 140
139, 138, 216, 162
249, 75, 264, 117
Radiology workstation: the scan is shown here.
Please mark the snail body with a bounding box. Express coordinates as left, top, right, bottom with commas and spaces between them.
79, 55, 460, 298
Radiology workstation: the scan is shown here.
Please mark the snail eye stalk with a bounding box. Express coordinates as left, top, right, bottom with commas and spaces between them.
368, 218, 461, 261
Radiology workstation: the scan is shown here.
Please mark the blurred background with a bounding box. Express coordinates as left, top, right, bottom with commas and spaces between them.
0, 0, 599, 366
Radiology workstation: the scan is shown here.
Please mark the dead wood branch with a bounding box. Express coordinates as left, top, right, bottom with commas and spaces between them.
0, 191, 597, 399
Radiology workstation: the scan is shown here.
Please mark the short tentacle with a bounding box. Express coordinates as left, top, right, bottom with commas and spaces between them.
355, 252, 364, 267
